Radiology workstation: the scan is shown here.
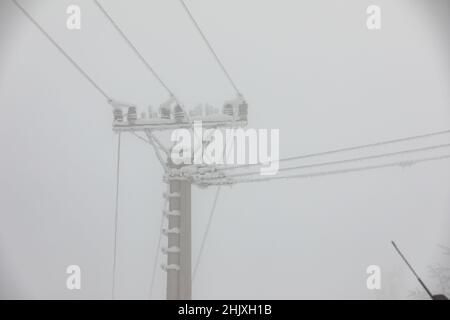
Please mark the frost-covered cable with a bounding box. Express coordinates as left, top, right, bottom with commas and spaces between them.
216, 129, 450, 172
111, 133, 122, 299
12, 0, 111, 100
200, 143, 450, 180
179, 0, 242, 96
200, 154, 450, 186
94, 0, 191, 121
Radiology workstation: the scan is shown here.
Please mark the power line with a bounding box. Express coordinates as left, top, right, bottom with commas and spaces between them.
112, 133, 122, 299
93, 0, 173, 96
94, 0, 191, 121
192, 186, 221, 282
11, 0, 111, 100
179, 0, 242, 96
199, 154, 450, 186
217, 128, 450, 172
200, 143, 450, 180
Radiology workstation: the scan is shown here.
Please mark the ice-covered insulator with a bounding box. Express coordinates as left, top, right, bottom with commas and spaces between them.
238, 101, 248, 121
173, 104, 185, 123
159, 105, 171, 119
222, 103, 234, 116
127, 106, 137, 122
113, 108, 123, 121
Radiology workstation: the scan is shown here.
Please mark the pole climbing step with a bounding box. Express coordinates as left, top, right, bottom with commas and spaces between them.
161, 263, 181, 272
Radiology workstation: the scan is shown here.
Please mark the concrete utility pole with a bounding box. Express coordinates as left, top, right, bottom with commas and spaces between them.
166, 168, 192, 300
110, 97, 247, 300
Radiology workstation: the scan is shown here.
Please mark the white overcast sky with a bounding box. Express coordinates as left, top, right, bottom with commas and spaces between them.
0, 0, 449, 299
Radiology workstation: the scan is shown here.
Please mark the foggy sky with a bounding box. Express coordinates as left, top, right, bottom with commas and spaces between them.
0, 0, 449, 299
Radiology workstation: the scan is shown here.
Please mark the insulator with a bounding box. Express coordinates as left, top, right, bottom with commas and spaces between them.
238, 101, 248, 121
127, 106, 137, 122
222, 103, 234, 116
159, 105, 171, 119
173, 104, 185, 123
113, 108, 123, 121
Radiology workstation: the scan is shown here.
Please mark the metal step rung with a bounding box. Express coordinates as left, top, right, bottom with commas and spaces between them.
162, 227, 181, 236
161, 263, 180, 272
163, 209, 181, 217
161, 246, 181, 254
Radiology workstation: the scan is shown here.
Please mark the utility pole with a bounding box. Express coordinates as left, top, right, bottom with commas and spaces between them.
110, 96, 247, 300
165, 163, 192, 300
